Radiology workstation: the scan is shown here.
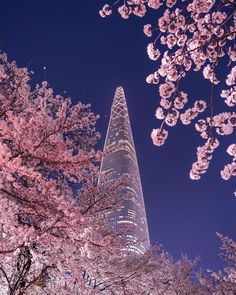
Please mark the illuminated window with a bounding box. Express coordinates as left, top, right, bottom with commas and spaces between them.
117, 220, 137, 226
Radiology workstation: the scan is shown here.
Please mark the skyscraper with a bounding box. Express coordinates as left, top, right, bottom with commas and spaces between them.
99, 87, 150, 254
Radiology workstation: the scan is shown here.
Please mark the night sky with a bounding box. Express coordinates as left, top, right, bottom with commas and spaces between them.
1, 0, 235, 271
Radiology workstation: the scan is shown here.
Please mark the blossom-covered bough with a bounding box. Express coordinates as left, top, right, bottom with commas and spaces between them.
99, 0, 236, 196
198, 233, 236, 294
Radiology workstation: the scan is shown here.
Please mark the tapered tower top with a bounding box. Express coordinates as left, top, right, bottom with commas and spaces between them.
110, 86, 129, 119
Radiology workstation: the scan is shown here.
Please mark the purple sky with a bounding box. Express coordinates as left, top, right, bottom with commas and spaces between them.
1, 0, 235, 271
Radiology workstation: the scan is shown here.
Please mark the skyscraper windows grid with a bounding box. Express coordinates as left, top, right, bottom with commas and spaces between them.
99, 87, 150, 254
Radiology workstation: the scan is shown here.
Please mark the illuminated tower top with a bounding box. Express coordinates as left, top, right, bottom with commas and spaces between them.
99, 87, 150, 254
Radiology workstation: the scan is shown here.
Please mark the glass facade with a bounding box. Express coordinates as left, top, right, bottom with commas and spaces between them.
99, 87, 150, 254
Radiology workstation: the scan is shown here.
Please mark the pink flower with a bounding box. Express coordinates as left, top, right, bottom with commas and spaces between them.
166, 0, 177, 8
213, 26, 224, 37
212, 11, 227, 24
155, 107, 165, 120
165, 108, 179, 126
221, 144, 236, 183
99, 10, 106, 18
146, 72, 159, 84
147, 43, 161, 61
227, 144, 236, 157
133, 4, 146, 17
99, 4, 112, 17
190, 137, 219, 180
168, 22, 178, 34
226, 66, 236, 86
190, 170, 201, 180
195, 119, 207, 132
221, 87, 236, 107
228, 47, 236, 62
217, 124, 234, 136
180, 109, 197, 125
151, 128, 168, 146
183, 59, 192, 71
160, 98, 172, 109
221, 162, 236, 180
189, 0, 215, 14
143, 24, 152, 37
148, 0, 162, 9
159, 82, 175, 99
166, 34, 177, 49
118, 5, 130, 19
0, 65, 7, 82
194, 100, 207, 113
203, 65, 219, 84
174, 91, 188, 109
180, 100, 206, 125
158, 9, 171, 32
158, 52, 174, 77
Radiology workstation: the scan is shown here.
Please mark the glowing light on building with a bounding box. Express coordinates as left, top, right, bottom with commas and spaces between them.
99, 86, 150, 254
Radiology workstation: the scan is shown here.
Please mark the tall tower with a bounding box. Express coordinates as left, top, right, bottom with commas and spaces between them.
99, 87, 150, 254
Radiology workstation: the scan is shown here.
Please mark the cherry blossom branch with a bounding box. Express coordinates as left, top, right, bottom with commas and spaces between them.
174, 30, 236, 62
25, 265, 52, 290
0, 266, 10, 286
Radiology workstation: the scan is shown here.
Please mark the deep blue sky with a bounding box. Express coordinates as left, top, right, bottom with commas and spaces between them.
1, 0, 235, 271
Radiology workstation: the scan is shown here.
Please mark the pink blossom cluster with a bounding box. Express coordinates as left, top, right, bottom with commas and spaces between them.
221, 86, 236, 107
148, 0, 162, 9
195, 119, 209, 139
159, 81, 175, 100
143, 24, 152, 37
155, 91, 188, 127
118, 2, 147, 18
174, 91, 188, 109
158, 53, 180, 82
212, 112, 236, 136
165, 108, 179, 126
203, 65, 220, 84
100, 0, 164, 19
147, 43, 160, 60
99, 0, 236, 195
180, 100, 207, 125
195, 112, 235, 140
99, 4, 112, 17
221, 144, 236, 195
226, 66, 236, 86
118, 4, 131, 19
154, 94, 206, 132
146, 72, 159, 84
187, 0, 215, 14
151, 128, 168, 146
190, 137, 219, 180
228, 47, 236, 62
200, 233, 236, 292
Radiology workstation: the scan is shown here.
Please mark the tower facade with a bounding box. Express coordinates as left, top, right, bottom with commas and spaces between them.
99, 87, 150, 254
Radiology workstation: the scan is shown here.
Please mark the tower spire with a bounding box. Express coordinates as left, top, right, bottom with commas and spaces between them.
110, 86, 129, 120
99, 87, 150, 254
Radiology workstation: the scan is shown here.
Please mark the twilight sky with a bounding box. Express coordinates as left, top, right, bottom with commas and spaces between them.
1, 0, 235, 271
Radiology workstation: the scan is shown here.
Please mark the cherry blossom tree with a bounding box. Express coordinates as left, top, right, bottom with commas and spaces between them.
99, 0, 236, 195
78, 233, 236, 295
198, 233, 236, 294
0, 52, 129, 294
79, 245, 210, 295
